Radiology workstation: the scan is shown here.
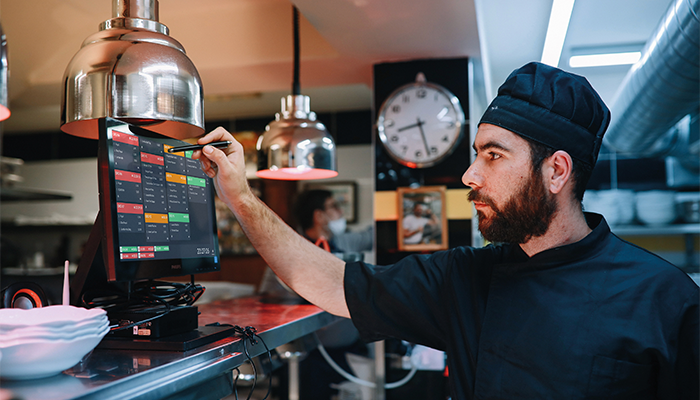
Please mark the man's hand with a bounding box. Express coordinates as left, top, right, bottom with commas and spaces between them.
191, 127, 252, 209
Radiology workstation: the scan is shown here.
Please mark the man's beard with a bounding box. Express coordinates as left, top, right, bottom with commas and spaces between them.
468, 169, 557, 244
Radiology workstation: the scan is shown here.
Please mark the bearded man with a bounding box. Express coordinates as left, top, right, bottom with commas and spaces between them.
195, 62, 698, 399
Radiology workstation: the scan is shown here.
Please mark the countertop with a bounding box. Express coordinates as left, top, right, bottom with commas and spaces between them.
0, 296, 339, 400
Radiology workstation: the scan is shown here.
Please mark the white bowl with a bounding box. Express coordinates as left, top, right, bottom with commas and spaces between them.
0, 315, 108, 336
0, 319, 109, 343
635, 190, 676, 225
0, 326, 109, 380
0, 306, 106, 330
637, 206, 677, 225
584, 189, 636, 226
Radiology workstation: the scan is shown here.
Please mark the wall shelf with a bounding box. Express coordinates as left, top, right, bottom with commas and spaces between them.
612, 223, 699, 274
612, 224, 700, 236
1, 187, 72, 202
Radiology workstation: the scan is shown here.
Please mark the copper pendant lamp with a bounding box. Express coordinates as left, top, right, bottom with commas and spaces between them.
60, 0, 204, 140
256, 6, 337, 180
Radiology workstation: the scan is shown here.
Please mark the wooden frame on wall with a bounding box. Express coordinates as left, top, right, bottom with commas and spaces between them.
397, 186, 448, 251
303, 181, 358, 224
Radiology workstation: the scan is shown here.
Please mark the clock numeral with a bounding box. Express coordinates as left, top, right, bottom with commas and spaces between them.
401, 146, 408, 154
402, 94, 410, 103
416, 89, 427, 99
390, 135, 399, 142
430, 146, 438, 154
392, 105, 401, 113
442, 135, 449, 142
415, 150, 422, 158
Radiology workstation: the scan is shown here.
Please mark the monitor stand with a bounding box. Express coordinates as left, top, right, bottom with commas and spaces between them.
72, 212, 235, 352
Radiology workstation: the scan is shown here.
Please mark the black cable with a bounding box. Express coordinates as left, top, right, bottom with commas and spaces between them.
241, 337, 258, 400
292, 6, 301, 95
80, 280, 205, 332
233, 325, 273, 400
232, 367, 241, 400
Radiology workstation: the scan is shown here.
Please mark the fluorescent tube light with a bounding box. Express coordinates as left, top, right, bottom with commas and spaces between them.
541, 0, 576, 67
569, 51, 642, 68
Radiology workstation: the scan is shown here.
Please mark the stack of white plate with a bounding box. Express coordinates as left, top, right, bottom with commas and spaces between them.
636, 190, 677, 226
0, 305, 109, 380
583, 189, 636, 226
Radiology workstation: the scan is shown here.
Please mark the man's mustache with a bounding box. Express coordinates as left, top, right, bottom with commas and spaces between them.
467, 189, 496, 210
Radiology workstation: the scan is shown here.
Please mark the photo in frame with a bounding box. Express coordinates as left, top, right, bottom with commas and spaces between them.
397, 186, 448, 251
303, 181, 357, 224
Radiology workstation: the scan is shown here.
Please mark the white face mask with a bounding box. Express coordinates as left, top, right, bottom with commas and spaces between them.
328, 217, 347, 237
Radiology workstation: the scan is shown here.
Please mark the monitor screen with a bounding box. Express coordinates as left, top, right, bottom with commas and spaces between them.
99, 118, 220, 282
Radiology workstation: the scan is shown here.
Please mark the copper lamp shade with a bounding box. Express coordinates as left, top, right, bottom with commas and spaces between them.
256, 95, 337, 180
60, 0, 203, 140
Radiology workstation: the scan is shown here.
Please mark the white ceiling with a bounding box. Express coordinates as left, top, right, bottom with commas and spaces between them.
0, 0, 673, 134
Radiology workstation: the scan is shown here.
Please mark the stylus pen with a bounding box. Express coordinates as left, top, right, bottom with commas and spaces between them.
167, 141, 232, 153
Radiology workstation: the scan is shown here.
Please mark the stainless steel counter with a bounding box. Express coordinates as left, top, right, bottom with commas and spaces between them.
0, 296, 339, 400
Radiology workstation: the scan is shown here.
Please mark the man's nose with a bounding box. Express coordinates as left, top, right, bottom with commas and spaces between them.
462, 162, 480, 189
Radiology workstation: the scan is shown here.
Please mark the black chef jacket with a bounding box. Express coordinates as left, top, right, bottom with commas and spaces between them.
345, 213, 699, 399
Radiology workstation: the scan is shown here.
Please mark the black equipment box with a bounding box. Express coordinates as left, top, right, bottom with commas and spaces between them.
108, 305, 198, 339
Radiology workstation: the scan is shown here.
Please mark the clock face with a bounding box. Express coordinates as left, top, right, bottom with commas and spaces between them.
377, 82, 465, 168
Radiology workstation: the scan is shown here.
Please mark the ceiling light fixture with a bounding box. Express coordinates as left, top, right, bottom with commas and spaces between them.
540, 0, 576, 67
60, 0, 204, 140
569, 51, 642, 68
255, 6, 337, 180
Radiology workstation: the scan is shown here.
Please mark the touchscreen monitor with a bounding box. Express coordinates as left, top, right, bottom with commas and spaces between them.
100, 118, 220, 282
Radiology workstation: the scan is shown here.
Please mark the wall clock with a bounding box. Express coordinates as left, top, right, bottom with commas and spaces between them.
376, 72, 465, 169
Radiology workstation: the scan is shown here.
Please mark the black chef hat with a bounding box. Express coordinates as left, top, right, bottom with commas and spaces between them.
479, 62, 610, 168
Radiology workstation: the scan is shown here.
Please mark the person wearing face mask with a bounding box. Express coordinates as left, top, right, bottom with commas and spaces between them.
258, 189, 370, 399
292, 189, 373, 255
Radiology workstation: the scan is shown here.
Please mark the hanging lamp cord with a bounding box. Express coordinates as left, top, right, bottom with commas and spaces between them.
292, 6, 301, 95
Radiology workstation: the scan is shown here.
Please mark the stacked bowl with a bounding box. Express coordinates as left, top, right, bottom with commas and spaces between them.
583, 189, 636, 226
636, 190, 677, 226
0, 305, 109, 380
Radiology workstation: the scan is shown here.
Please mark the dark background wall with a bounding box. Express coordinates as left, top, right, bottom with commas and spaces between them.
1, 109, 374, 162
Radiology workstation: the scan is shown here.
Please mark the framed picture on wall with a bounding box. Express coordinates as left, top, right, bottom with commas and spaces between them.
303, 181, 357, 224
397, 186, 448, 251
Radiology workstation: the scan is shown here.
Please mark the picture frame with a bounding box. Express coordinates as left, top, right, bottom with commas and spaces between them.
397, 186, 448, 251
303, 181, 358, 224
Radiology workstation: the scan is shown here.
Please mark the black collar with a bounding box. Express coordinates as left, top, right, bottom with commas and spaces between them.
501, 212, 610, 267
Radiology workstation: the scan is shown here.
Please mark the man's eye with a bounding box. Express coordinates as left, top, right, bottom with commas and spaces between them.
489, 152, 501, 160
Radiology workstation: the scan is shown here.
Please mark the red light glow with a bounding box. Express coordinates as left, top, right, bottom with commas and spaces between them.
256, 168, 338, 180
0, 105, 10, 121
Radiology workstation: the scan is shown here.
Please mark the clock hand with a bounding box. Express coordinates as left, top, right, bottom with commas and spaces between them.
416, 118, 431, 156
397, 121, 422, 132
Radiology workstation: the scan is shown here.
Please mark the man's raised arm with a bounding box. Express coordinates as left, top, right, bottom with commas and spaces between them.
192, 127, 350, 318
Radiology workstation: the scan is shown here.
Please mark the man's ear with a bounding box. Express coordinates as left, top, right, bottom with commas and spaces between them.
545, 150, 573, 194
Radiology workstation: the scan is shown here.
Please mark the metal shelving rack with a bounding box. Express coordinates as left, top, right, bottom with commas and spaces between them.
612, 223, 699, 273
